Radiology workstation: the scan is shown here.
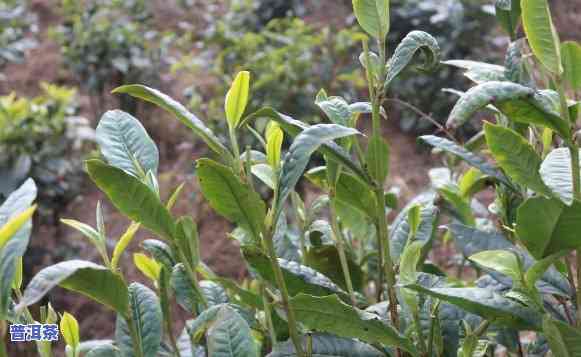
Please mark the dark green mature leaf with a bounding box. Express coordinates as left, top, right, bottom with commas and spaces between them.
539, 148, 581, 206
365, 134, 389, 184
85, 344, 122, 357
17, 260, 128, 315
543, 315, 581, 356
200, 280, 229, 307
469, 250, 522, 282
521, 0, 562, 74
315, 94, 352, 126
186, 303, 254, 342
267, 333, 383, 357
0, 178, 37, 225
242, 246, 348, 300
405, 285, 541, 330
443, 60, 507, 84
141, 239, 176, 271
386, 30, 440, 87
419, 135, 510, 186
484, 122, 551, 196
112, 85, 231, 160
446, 81, 533, 129
243, 108, 372, 186
352, 0, 389, 39
335, 172, 376, 218
496, 0, 521, 38
207, 305, 259, 357
171, 264, 197, 313
504, 40, 528, 84
115, 283, 162, 357
390, 203, 437, 262
305, 245, 364, 291
517, 197, 581, 258
96, 110, 159, 178
290, 294, 417, 354
277, 124, 359, 218
562, 41, 581, 90
449, 223, 512, 257
86, 159, 175, 239
196, 158, 266, 241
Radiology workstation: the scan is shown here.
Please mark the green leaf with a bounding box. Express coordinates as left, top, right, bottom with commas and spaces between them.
469, 250, 522, 282
484, 122, 552, 196
96, 110, 159, 178
496, 0, 522, 38
290, 294, 417, 354
419, 135, 510, 186
60, 219, 103, 250
405, 285, 541, 330
200, 280, 229, 307
390, 202, 437, 262
443, 60, 506, 84
242, 246, 349, 300
112, 85, 231, 159
0, 178, 36, 226
17, 260, 129, 315
207, 305, 259, 357
386, 30, 440, 87
115, 283, 162, 357
277, 124, 359, 218
267, 333, 383, 357
446, 81, 533, 130
251, 164, 276, 190
243, 108, 371, 186
539, 148, 581, 206
266, 122, 284, 169
561, 41, 581, 90
111, 222, 141, 271
225, 71, 250, 128
0, 205, 35, 250
141, 239, 176, 271
335, 172, 376, 219
175, 216, 201, 269
305, 245, 364, 291
171, 264, 197, 313
524, 251, 567, 288
352, 0, 389, 39
543, 315, 581, 356
85, 344, 121, 357
315, 94, 352, 126
365, 134, 389, 183
133, 253, 161, 281
196, 158, 266, 241
86, 159, 175, 240
521, 0, 562, 74
516, 197, 581, 258
60, 312, 80, 348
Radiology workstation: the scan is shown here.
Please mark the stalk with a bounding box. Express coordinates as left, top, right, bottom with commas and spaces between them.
557, 77, 581, 326
263, 230, 304, 356
260, 283, 277, 349
126, 315, 145, 357
0, 320, 7, 357
176, 248, 208, 312
329, 197, 357, 306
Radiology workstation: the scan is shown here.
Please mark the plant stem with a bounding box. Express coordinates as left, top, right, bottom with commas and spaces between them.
329, 197, 357, 306
260, 283, 277, 349
263, 230, 304, 357
229, 126, 242, 174
126, 315, 145, 357
176, 249, 208, 312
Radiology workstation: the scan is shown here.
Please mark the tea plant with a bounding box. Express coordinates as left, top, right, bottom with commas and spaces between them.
0, 83, 94, 221
2, 0, 581, 356
0, 0, 37, 74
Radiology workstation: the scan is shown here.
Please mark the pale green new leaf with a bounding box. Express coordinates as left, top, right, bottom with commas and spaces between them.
196, 158, 266, 241
86, 160, 175, 239
112, 85, 231, 160
60, 219, 103, 249
207, 305, 259, 357
277, 124, 359, 218
17, 260, 129, 315
521, 0, 562, 74
266, 122, 284, 169
111, 222, 141, 271
484, 122, 552, 196
469, 250, 521, 282
60, 312, 80, 348
386, 30, 440, 87
251, 164, 275, 190
561, 41, 581, 90
225, 71, 250, 128
0, 205, 36, 250
290, 294, 417, 355
539, 148, 581, 206
96, 110, 159, 178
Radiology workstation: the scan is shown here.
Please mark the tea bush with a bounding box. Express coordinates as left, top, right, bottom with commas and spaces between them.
0, 0, 37, 74
51, 0, 171, 117
2, 0, 581, 356
0, 83, 94, 221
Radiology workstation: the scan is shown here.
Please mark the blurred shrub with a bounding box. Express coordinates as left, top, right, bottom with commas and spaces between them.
386, 0, 500, 134
0, 0, 37, 73
0, 83, 94, 221
51, 0, 171, 116
176, 1, 365, 146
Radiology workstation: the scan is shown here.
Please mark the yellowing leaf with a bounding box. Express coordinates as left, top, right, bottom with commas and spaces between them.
60, 311, 80, 348
225, 71, 250, 128
266, 121, 284, 169
111, 222, 141, 270
134, 253, 161, 281
0, 205, 36, 250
